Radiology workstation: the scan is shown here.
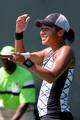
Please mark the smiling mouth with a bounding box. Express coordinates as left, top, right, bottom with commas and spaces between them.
42, 35, 48, 40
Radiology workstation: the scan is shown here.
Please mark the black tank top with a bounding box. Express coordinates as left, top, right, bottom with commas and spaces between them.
37, 51, 74, 119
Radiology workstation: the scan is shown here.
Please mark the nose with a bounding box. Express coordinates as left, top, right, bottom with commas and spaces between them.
40, 30, 45, 36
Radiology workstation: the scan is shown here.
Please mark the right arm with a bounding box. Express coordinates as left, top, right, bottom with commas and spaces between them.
15, 14, 30, 53
15, 14, 49, 64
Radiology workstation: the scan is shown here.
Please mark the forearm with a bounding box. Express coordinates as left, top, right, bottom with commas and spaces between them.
11, 103, 28, 120
23, 59, 55, 83
15, 31, 25, 53
15, 39, 25, 53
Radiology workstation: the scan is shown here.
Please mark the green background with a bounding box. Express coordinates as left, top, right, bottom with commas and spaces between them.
0, 0, 80, 119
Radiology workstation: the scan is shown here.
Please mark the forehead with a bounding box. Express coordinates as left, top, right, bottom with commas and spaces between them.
41, 25, 54, 29
41, 25, 56, 31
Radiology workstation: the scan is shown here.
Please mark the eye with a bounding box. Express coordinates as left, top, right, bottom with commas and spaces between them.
41, 27, 49, 31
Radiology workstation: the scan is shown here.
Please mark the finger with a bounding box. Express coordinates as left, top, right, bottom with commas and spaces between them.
17, 14, 29, 21
11, 52, 20, 55
21, 14, 28, 17
26, 16, 30, 22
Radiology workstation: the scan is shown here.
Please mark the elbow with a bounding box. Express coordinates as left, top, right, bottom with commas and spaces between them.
47, 78, 56, 83
46, 72, 57, 83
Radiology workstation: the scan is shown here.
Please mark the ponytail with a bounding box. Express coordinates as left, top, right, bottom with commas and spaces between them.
63, 28, 75, 43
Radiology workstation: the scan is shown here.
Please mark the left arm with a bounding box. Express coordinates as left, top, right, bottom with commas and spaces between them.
13, 46, 75, 83
28, 46, 75, 83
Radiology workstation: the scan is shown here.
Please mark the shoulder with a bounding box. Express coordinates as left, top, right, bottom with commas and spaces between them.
56, 45, 74, 57
61, 45, 73, 52
15, 65, 34, 81
17, 65, 33, 76
17, 65, 31, 73
0, 67, 5, 72
54, 45, 75, 67
60, 45, 75, 60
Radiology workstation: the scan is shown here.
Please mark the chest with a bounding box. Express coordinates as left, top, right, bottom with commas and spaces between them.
43, 51, 54, 70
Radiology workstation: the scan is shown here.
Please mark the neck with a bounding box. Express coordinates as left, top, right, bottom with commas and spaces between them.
5, 63, 16, 74
51, 38, 65, 51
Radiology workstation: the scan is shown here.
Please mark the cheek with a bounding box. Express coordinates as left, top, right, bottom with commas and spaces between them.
52, 31, 58, 37
42, 38, 50, 45
51, 31, 55, 36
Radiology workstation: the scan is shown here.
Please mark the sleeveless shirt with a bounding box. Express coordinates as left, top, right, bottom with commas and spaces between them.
37, 50, 74, 118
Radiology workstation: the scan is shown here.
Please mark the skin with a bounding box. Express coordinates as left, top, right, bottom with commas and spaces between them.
14, 14, 75, 83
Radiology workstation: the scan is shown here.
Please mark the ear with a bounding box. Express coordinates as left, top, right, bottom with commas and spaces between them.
57, 29, 64, 37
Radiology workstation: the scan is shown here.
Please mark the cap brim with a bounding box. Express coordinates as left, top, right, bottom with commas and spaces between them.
35, 19, 55, 28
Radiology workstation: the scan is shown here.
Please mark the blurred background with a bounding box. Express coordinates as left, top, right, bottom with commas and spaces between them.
0, 0, 80, 119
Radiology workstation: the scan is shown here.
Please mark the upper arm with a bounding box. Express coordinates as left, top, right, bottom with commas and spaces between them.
51, 46, 75, 78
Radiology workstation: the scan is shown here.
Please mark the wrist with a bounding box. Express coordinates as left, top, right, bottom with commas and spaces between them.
20, 52, 31, 60
23, 59, 34, 68
15, 32, 23, 40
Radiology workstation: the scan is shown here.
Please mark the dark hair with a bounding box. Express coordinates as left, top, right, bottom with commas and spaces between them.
53, 26, 75, 43
63, 29, 75, 43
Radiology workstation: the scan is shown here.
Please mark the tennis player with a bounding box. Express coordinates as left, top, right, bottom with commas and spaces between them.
13, 13, 75, 120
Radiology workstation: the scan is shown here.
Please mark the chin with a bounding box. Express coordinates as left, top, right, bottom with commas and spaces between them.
42, 42, 46, 45
42, 40, 47, 45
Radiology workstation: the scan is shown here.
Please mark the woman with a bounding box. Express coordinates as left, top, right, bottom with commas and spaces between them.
14, 13, 75, 120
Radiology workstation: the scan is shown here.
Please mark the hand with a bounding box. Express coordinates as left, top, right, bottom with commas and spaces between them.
10, 52, 25, 64
16, 14, 30, 33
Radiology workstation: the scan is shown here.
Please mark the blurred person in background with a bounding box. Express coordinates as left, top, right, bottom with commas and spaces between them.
0, 46, 36, 120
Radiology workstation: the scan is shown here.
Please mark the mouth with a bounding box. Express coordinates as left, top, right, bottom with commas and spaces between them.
41, 35, 48, 40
